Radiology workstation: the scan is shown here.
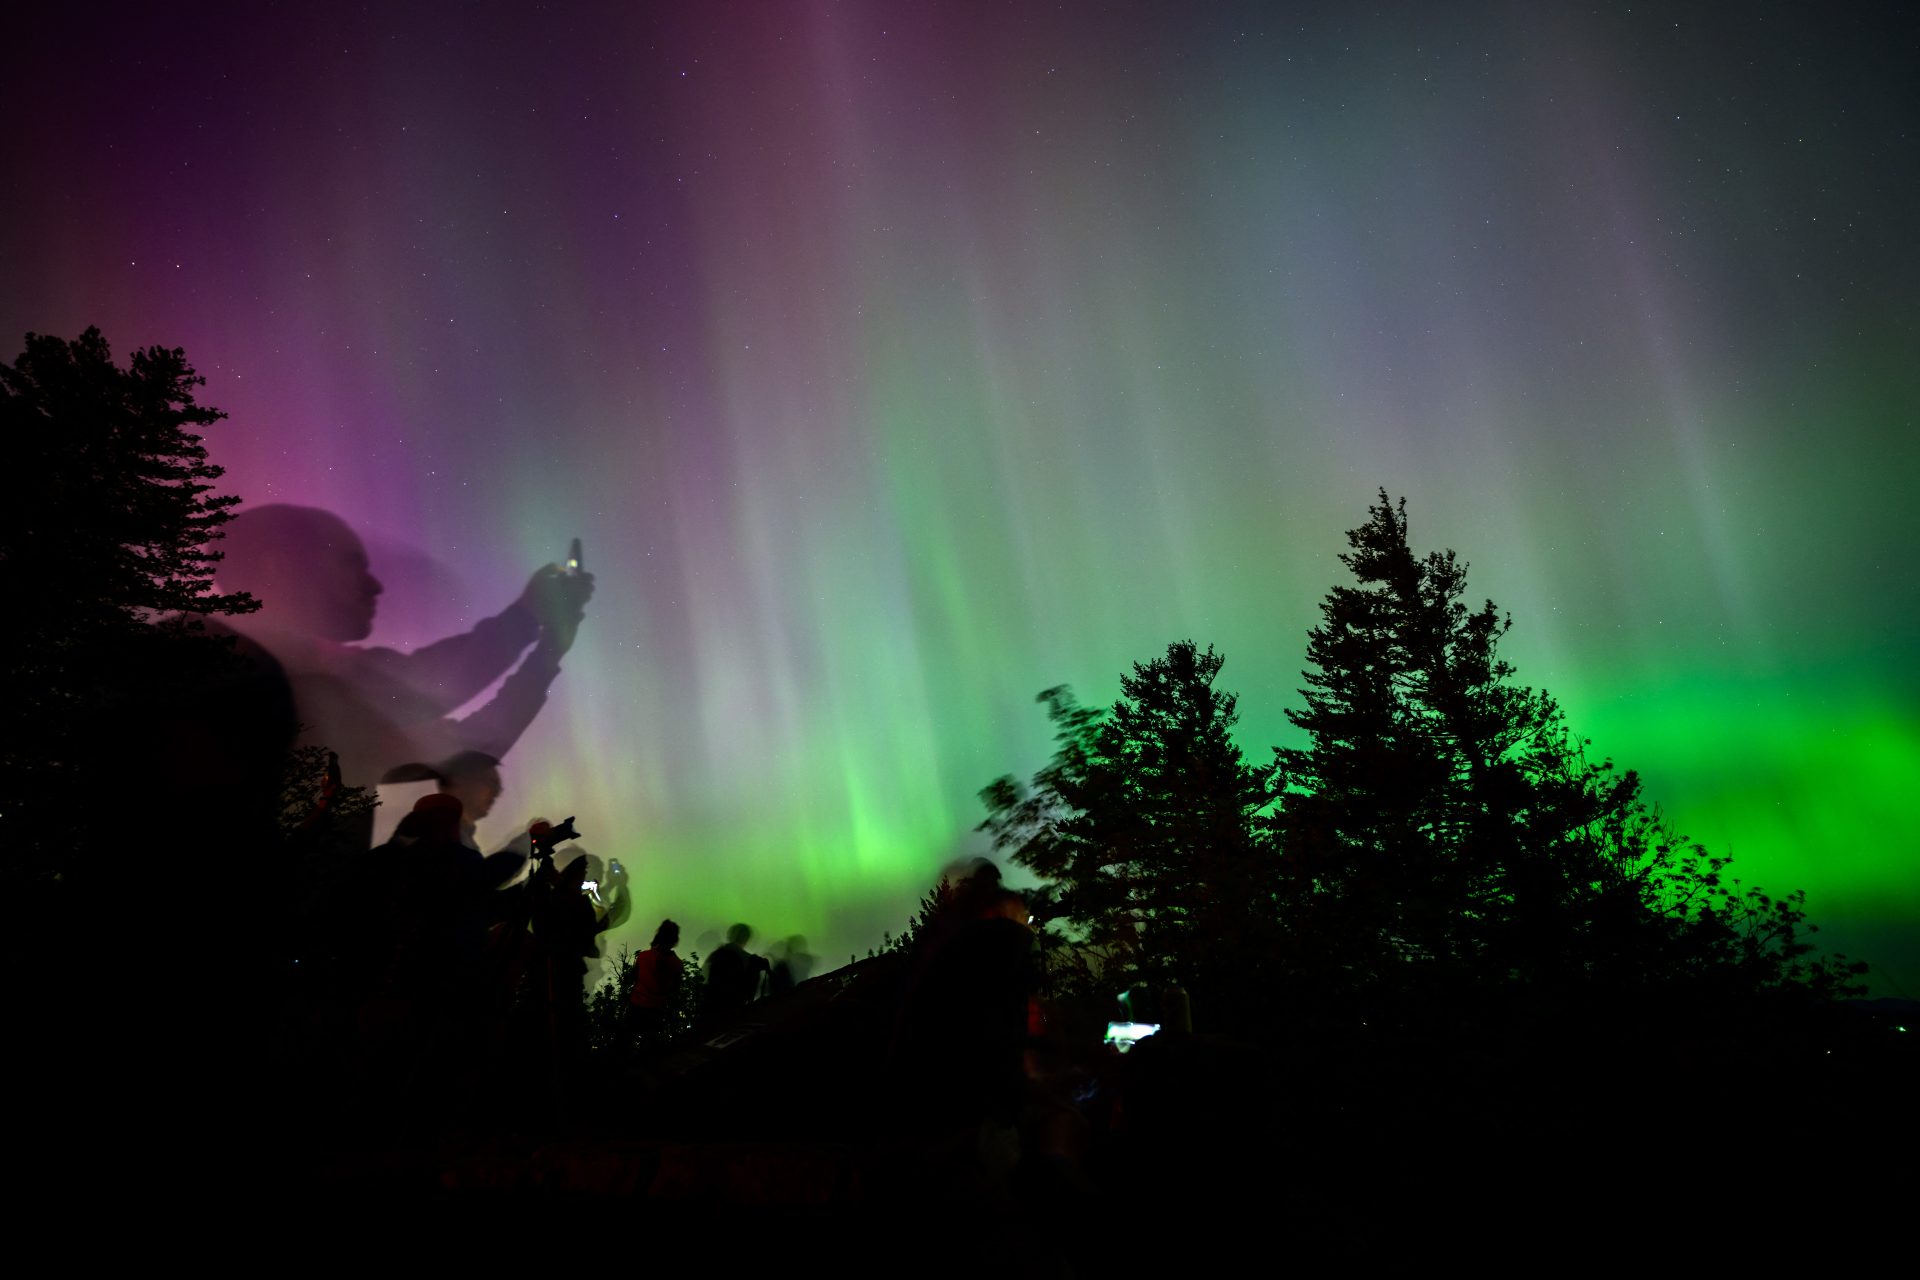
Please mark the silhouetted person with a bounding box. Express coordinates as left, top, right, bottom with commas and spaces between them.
342, 790, 515, 1130
911, 858, 1011, 974
526, 835, 608, 999
213, 504, 594, 798
891, 885, 1038, 1132
437, 749, 504, 848
559, 847, 629, 992
381, 749, 534, 891
503, 823, 610, 1118
770, 934, 815, 996
704, 923, 771, 1011
626, 919, 684, 1043
555, 854, 606, 965
384, 792, 528, 990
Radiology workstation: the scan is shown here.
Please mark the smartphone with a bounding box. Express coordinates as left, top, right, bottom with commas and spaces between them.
566, 537, 583, 575
1104, 1021, 1161, 1054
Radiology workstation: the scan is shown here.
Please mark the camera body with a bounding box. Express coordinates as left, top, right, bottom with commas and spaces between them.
528, 815, 582, 858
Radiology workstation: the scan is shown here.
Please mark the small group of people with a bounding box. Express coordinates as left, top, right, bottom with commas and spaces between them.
206, 503, 620, 1122
292, 756, 627, 1129
622, 920, 819, 1045
206, 504, 1058, 1158
214, 506, 842, 1041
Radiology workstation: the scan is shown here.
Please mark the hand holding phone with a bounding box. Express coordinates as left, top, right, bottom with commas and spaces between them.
522, 540, 591, 654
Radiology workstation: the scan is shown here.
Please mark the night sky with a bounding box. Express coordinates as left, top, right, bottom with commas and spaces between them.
7, 1, 1916, 986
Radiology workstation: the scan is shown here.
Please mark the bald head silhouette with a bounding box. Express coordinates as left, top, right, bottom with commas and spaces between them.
210, 503, 592, 799
219, 505, 384, 641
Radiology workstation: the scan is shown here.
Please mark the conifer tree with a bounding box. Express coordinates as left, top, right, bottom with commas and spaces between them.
980, 642, 1279, 1000
2, 327, 254, 638
1274, 491, 1863, 1004
1, 329, 261, 881
981, 492, 1864, 1029
1274, 491, 1561, 984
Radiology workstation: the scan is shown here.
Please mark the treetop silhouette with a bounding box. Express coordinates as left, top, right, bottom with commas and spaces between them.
984, 489, 1864, 1026
2, 328, 274, 884
2, 326, 256, 640
981, 643, 1280, 1006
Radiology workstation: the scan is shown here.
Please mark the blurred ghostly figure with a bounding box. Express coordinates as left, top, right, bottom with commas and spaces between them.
705, 923, 771, 1011
436, 750, 504, 844
770, 935, 815, 996
505, 837, 611, 1116
215, 504, 594, 795
381, 792, 504, 1002
891, 882, 1037, 1131
383, 749, 511, 853
555, 846, 629, 993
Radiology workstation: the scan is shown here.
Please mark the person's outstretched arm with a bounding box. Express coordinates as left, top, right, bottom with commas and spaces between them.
370, 565, 593, 714
377, 603, 538, 713
448, 568, 595, 758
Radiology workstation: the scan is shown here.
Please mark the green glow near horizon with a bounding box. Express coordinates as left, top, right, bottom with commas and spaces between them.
7, 5, 1913, 987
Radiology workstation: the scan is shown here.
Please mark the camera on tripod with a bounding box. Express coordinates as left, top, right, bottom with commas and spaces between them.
527, 816, 582, 861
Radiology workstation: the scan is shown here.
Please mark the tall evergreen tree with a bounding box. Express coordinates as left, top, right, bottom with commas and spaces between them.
1275, 491, 1549, 984
1274, 491, 1863, 1005
980, 642, 1279, 1003
3, 330, 301, 1176
1, 328, 264, 881
2, 327, 253, 636
980, 493, 1861, 1035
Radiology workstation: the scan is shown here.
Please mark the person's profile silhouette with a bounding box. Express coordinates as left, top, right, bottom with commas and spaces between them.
215, 504, 594, 796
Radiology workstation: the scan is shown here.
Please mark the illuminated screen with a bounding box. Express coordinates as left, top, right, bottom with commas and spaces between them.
1105, 1023, 1163, 1054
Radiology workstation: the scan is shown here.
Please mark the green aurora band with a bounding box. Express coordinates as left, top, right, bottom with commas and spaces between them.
3, 2, 1914, 985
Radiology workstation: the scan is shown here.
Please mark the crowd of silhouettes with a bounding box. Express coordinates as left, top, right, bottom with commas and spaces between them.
18, 328, 1907, 1252
169, 501, 958, 1142
166, 495, 1905, 1247
109, 471, 1082, 1164
116, 496, 854, 1134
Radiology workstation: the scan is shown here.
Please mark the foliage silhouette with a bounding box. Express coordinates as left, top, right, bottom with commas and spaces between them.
1, 326, 254, 634
983, 491, 1865, 1034
1273, 491, 1864, 1009
1, 328, 264, 882
278, 744, 378, 845
586, 945, 703, 1057
980, 642, 1281, 1016
3, 329, 307, 1178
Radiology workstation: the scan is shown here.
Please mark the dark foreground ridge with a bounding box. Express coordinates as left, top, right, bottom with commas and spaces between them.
303, 955, 1914, 1267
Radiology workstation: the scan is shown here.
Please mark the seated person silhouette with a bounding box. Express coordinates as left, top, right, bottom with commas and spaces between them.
213, 504, 594, 799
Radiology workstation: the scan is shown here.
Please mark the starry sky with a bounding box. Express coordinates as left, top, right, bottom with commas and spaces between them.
6, 1, 1916, 988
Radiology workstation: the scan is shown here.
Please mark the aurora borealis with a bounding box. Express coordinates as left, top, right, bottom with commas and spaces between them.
5, 2, 1915, 986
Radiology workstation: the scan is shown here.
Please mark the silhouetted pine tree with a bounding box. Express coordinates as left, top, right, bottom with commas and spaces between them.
2, 328, 252, 635
1275, 491, 1563, 989
1274, 491, 1864, 1009
1, 328, 263, 881
983, 493, 1862, 1035
4, 330, 299, 1170
980, 642, 1279, 1008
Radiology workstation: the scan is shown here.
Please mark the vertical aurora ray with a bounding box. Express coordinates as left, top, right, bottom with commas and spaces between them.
3, 1, 1914, 982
